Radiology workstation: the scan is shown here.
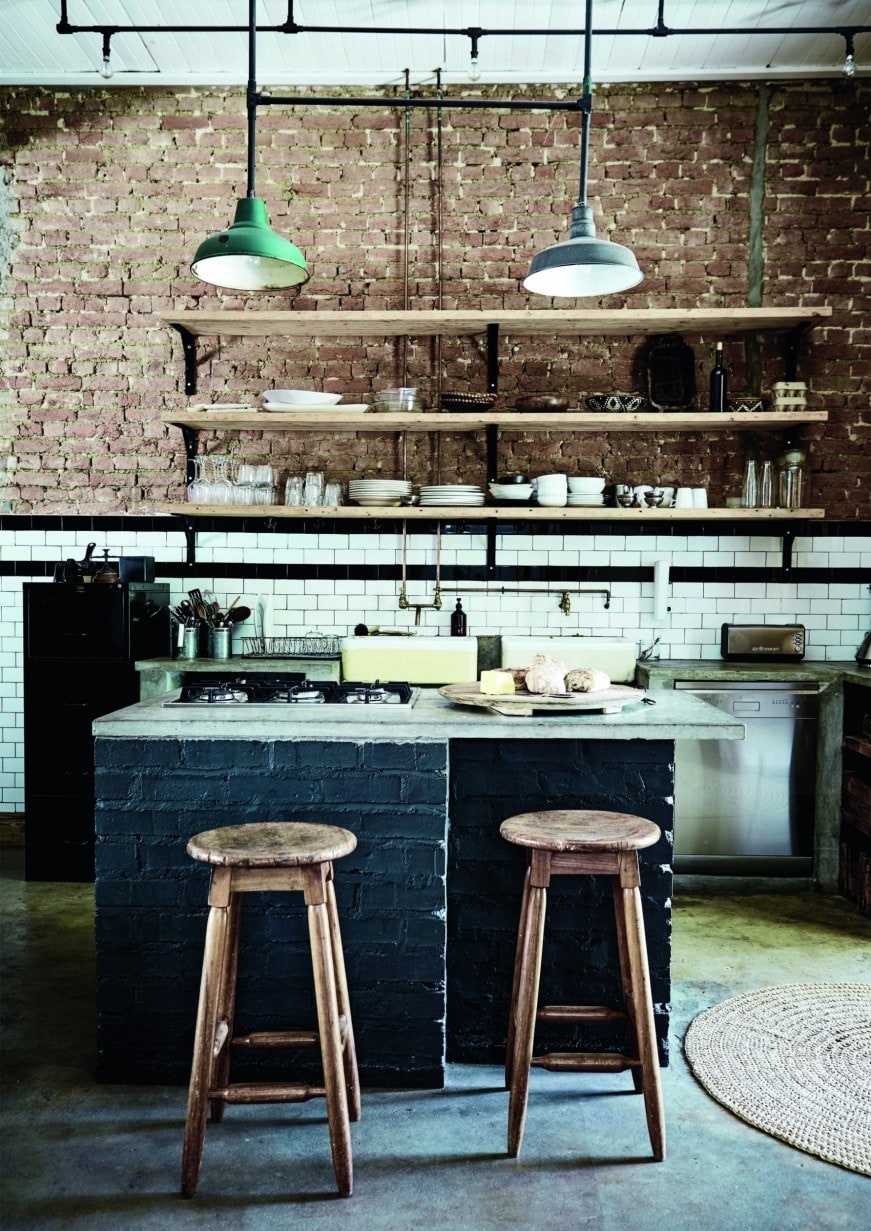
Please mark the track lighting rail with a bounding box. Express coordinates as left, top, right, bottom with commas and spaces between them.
57, 1, 868, 67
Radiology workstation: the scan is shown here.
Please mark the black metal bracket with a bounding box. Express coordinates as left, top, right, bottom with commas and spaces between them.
486, 423, 499, 485
780, 527, 796, 580
183, 518, 197, 568
486, 322, 499, 393
486, 523, 497, 576
180, 425, 199, 486
171, 324, 198, 395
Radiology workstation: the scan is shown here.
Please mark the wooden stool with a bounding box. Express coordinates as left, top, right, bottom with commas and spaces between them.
500, 809, 665, 1162
181, 821, 360, 1198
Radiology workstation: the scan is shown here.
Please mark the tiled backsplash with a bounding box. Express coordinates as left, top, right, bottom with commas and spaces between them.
1, 522, 869, 810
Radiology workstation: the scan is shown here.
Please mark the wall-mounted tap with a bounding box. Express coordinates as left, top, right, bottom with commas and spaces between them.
559, 590, 571, 616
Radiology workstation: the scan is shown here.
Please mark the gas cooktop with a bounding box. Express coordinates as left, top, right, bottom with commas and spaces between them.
164, 673, 416, 707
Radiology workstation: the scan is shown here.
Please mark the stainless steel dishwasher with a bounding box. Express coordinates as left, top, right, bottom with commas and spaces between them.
673, 681, 820, 876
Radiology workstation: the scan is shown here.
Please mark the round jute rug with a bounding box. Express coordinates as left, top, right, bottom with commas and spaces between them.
684, 982, 871, 1176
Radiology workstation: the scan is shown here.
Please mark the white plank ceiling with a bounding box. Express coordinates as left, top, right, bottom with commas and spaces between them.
0, 2, 868, 87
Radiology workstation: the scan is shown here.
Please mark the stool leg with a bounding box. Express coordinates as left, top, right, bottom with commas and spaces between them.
611, 879, 643, 1095
617, 854, 666, 1162
326, 873, 361, 1123
505, 865, 532, 1090
181, 892, 231, 1197
209, 891, 242, 1123
309, 899, 353, 1197
507, 883, 546, 1158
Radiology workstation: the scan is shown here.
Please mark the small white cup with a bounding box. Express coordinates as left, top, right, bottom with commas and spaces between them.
692, 488, 708, 508
659, 486, 675, 506
674, 487, 694, 508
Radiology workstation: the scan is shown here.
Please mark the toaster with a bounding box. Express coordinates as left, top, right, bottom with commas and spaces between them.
721, 623, 806, 662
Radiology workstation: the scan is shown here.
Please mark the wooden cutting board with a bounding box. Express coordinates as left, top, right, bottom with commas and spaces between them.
438, 682, 647, 717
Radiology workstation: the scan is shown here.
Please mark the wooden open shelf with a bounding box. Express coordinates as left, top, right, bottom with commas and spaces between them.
159, 306, 832, 339
162, 503, 826, 522
162, 409, 829, 433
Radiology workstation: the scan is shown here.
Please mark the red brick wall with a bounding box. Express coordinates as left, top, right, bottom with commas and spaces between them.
1, 81, 868, 516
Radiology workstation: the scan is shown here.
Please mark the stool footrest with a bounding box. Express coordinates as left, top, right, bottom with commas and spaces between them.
530, 1051, 639, 1073
537, 1004, 626, 1023
210, 1082, 326, 1104
232, 1030, 319, 1049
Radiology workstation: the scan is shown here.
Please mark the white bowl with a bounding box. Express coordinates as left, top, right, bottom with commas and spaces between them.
567, 476, 606, 493
262, 390, 342, 406
489, 484, 533, 500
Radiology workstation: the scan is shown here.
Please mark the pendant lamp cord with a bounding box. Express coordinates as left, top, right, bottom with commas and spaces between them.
577, 0, 593, 208
247, 0, 258, 198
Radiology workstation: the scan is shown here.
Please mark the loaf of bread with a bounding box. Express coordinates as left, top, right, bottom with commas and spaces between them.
524, 653, 569, 695
565, 667, 611, 693
480, 669, 516, 695
505, 667, 528, 688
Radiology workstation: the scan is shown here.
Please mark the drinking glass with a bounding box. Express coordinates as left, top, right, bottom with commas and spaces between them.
759, 460, 775, 508
303, 471, 325, 506
323, 481, 344, 506
285, 475, 304, 505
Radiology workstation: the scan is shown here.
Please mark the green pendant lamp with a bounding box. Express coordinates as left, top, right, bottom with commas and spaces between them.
191, 0, 310, 292
524, 0, 641, 298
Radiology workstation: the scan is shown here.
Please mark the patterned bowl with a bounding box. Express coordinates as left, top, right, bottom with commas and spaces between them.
585, 393, 648, 413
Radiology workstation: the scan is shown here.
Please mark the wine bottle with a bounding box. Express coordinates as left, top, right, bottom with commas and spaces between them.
709, 341, 727, 412
450, 599, 467, 636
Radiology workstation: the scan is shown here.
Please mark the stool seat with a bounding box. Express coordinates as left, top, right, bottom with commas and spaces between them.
187, 821, 357, 867
500, 810, 660, 853
502, 807, 666, 1163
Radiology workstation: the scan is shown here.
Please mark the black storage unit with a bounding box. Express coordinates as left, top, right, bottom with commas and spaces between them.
23, 582, 170, 882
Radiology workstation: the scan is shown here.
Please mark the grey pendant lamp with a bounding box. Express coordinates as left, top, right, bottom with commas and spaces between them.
524, 0, 642, 298
192, 0, 309, 292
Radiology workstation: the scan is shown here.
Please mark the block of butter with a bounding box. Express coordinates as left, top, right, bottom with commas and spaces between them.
480, 669, 516, 695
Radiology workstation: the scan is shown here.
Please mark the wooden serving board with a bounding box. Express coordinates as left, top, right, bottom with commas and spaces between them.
438, 683, 647, 717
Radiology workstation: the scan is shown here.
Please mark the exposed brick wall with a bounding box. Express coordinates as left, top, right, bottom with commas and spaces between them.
1, 81, 868, 516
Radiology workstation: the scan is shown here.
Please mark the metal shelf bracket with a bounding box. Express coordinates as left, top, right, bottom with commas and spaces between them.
171, 324, 199, 395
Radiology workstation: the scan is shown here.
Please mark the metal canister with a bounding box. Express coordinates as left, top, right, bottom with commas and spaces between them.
179, 626, 200, 660
206, 627, 231, 660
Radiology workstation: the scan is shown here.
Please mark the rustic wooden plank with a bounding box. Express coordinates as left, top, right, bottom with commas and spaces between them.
158, 306, 832, 339
160, 502, 827, 521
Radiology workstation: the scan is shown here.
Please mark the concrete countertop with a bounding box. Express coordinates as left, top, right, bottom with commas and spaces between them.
93, 686, 745, 742
638, 658, 871, 689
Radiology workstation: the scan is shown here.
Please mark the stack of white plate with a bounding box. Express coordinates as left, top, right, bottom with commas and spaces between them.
348, 479, 412, 507
567, 493, 606, 507
419, 484, 485, 507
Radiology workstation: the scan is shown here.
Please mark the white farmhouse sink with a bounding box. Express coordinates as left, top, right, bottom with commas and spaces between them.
500, 636, 637, 684
342, 636, 479, 685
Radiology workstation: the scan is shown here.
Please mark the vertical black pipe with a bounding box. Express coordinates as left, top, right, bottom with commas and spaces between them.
246, 0, 257, 196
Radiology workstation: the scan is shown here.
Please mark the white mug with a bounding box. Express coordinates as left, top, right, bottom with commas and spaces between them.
674, 487, 694, 508
692, 488, 708, 508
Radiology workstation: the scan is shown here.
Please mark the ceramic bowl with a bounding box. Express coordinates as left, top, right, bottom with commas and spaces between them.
567, 476, 606, 494
263, 390, 342, 406
585, 393, 648, 413
514, 394, 569, 413
489, 484, 533, 501
728, 397, 771, 413
498, 473, 530, 485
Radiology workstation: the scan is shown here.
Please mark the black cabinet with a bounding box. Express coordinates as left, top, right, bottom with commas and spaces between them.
23, 583, 170, 882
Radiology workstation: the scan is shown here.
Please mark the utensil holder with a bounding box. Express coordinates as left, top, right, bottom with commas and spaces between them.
206, 627, 231, 660
179, 626, 200, 660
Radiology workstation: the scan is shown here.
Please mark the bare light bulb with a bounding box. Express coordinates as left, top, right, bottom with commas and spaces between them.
100, 55, 113, 79
843, 52, 856, 78
468, 53, 481, 82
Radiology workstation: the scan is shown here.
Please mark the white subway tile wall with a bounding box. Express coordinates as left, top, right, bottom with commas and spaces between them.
0, 526, 869, 810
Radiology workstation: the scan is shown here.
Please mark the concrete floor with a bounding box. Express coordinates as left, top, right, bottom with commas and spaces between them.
2, 850, 869, 1231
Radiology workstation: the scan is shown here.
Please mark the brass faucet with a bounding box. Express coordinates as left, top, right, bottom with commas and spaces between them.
559, 590, 571, 616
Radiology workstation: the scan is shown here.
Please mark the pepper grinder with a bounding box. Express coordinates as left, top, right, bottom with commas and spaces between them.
450, 598, 468, 636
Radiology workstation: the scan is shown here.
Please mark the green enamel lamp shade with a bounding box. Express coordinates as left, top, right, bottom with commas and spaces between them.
192, 197, 310, 291
524, 204, 642, 298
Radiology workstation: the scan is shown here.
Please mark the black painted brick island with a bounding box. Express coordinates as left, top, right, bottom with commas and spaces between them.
92, 689, 742, 1088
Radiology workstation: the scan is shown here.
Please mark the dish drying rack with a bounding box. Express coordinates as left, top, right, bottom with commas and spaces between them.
241, 634, 342, 659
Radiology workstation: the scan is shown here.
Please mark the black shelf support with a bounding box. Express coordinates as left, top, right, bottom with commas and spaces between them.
486, 322, 499, 392
180, 425, 199, 485
780, 527, 796, 580
485, 423, 499, 485
182, 518, 197, 568
782, 322, 814, 382
485, 522, 497, 576
171, 324, 199, 395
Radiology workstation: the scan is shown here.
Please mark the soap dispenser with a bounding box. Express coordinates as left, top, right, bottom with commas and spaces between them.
450, 599, 468, 637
